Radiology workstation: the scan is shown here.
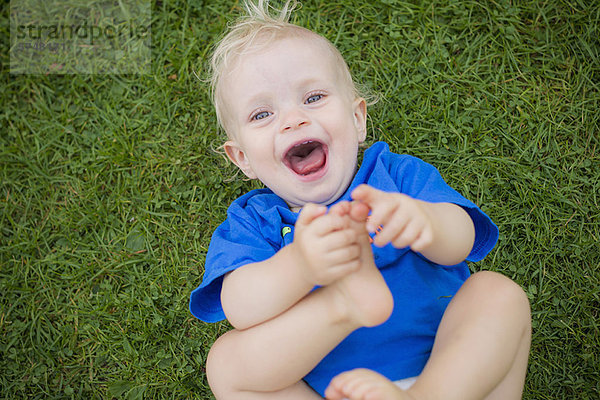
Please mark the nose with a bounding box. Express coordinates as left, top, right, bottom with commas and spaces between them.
280, 107, 310, 133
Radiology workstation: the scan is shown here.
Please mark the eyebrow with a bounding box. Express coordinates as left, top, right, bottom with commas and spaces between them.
243, 77, 333, 108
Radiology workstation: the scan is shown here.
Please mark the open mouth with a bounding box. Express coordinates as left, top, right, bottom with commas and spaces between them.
283, 140, 328, 177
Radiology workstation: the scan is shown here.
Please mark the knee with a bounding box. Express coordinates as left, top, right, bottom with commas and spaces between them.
206, 331, 238, 399
469, 271, 531, 328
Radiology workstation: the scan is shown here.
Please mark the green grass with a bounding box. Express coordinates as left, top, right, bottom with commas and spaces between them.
1, 0, 598, 398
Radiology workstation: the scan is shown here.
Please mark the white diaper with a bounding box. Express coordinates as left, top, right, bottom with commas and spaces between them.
394, 376, 417, 390
341, 376, 417, 400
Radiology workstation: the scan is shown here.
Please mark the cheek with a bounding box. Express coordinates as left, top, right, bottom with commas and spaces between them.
243, 142, 274, 170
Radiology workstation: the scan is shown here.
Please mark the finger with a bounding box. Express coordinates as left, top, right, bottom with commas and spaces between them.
369, 192, 419, 237
321, 228, 359, 250
353, 186, 401, 233
410, 226, 434, 253
308, 212, 350, 236
324, 242, 361, 266
349, 201, 370, 222
315, 257, 361, 285
365, 201, 397, 234
328, 201, 351, 217
372, 208, 410, 247
350, 184, 382, 205
390, 218, 423, 249
297, 203, 327, 227
326, 259, 361, 281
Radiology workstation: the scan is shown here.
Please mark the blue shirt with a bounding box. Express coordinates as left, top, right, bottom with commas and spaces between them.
190, 141, 498, 395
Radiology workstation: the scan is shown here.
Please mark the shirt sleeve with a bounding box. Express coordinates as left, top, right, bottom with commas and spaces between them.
386, 152, 499, 262
189, 202, 277, 322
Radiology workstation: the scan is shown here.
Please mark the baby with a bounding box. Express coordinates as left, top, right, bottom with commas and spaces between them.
189, 1, 532, 399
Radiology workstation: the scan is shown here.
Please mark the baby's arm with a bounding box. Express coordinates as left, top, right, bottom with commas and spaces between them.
221, 202, 361, 330
351, 184, 475, 266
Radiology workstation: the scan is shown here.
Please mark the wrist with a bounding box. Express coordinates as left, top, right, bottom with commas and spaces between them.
419, 202, 475, 265
284, 242, 315, 289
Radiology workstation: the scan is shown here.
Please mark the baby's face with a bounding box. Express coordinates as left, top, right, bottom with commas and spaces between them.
222, 35, 367, 210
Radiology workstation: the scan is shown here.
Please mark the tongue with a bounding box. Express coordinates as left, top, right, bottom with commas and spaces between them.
289, 144, 326, 175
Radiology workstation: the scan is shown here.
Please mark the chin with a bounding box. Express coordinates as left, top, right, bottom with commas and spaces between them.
300, 186, 345, 207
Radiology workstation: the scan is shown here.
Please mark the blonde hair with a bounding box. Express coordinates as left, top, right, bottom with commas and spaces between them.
209, 0, 362, 137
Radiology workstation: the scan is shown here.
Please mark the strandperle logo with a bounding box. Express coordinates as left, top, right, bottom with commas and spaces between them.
14, 20, 149, 44
10, 0, 151, 74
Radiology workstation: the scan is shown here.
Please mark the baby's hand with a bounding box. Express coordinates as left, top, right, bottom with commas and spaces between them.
293, 202, 361, 286
351, 184, 434, 252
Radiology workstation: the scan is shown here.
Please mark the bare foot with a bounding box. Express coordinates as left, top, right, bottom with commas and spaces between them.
325, 369, 411, 400
327, 202, 394, 328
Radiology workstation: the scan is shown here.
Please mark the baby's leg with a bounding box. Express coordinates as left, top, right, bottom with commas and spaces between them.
324, 271, 530, 400
207, 284, 369, 399
407, 271, 531, 400
206, 203, 393, 399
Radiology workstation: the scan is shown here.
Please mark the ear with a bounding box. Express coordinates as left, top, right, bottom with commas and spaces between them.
223, 140, 257, 179
352, 98, 367, 142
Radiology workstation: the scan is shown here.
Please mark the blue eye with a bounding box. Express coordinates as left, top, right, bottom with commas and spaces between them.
252, 111, 271, 121
306, 94, 324, 104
